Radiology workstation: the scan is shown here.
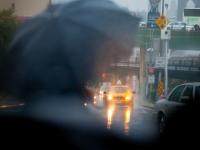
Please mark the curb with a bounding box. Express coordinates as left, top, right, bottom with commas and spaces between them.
141, 105, 154, 110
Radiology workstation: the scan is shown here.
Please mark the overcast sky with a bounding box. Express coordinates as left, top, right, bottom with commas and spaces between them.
53, 0, 150, 12
111, 0, 149, 11
52, 0, 177, 12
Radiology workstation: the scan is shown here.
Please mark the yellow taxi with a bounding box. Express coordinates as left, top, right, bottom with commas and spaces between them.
107, 85, 134, 106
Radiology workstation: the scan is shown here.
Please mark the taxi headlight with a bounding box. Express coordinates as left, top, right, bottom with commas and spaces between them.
125, 96, 131, 101
108, 95, 113, 101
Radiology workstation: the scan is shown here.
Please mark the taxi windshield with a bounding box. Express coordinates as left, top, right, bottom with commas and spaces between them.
111, 86, 129, 93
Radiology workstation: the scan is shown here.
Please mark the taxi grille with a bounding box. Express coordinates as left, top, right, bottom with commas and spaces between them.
114, 96, 124, 100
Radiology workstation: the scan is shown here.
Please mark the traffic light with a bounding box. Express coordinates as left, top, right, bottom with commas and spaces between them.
102, 73, 106, 79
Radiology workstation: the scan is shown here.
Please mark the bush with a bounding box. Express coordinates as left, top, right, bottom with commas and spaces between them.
0, 8, 19, 55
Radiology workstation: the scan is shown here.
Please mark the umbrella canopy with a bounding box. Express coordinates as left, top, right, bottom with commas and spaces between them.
0, 0, 139, 97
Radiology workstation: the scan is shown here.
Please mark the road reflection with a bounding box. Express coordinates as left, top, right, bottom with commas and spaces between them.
107, 105, 115, 129
124, 108, 131, 134
0, 103, 24, 109
106, 104, 133, 135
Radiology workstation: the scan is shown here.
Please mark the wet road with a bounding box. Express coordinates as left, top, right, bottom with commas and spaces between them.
0, 96, 158, 143
89, 99, 159, 143
129, 104, 158, 142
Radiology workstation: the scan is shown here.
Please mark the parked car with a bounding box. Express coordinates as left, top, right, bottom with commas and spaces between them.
186, 25, 194, 32
154, 82, 200, 134
171, 22, 186, 30
194, 24, 200, 32
93, 82, 111, 107
139, 21, 147, 29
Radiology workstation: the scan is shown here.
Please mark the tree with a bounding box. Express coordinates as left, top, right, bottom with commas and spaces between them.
0, 8, 19, 55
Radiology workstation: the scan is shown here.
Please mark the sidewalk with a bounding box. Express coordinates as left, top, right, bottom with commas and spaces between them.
138, 99, 155, 109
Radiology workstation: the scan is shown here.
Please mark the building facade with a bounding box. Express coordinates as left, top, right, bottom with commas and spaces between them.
177, 0, 200, 21
0, 0, 50, 17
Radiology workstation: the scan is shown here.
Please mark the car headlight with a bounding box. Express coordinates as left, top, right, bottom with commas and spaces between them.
84, 103, 87, 107
108, 95, 112, 101
125, 96, 131, 101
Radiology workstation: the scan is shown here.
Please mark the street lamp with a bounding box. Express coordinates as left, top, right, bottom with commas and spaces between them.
164, 3, 168, 10
165, 3, 169, 17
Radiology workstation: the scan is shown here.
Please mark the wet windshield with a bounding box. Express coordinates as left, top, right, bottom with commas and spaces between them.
0, 0, 200, 149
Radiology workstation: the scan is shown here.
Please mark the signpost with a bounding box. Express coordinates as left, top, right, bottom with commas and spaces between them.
148, 67, 156, 74
157, 80, 164, 96
155, 16, 169, 29
154, 0, 171, 96
155, 57, 166, 68
147, 0, 161, 28
147, 11, 160, 28
148, 75, 155, 84
149, 0, 161, 7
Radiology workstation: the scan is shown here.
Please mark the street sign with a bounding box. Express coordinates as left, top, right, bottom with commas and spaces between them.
117, 80, 122, 85
161, 27, 171, 40
155, 16, 169, 29
157, 80, 164, 96
150, 0, 161, 7
155, 57, 166, 68
147, 11, 160, 28
148, 75, 155, 84
148, 67, 156, 74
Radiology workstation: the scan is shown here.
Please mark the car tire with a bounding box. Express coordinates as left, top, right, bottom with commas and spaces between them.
158, 113, 166, 135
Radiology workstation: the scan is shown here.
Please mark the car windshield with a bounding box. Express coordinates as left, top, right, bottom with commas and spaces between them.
100, 87, 109, 92
111, 86, 129, 93
0, 0, 200, 148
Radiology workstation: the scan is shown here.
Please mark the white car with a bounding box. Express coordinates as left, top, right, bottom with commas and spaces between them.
154, 82, 200, 134
139, 22, 147, 29
186, 25, 194, 32
93, 82, 111, 107
171, 22, 186, 30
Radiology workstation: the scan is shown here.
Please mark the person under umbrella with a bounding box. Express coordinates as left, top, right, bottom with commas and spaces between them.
0, 0, 140, 149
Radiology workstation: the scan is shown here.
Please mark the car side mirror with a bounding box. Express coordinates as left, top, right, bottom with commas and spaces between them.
181, 96, 190, 103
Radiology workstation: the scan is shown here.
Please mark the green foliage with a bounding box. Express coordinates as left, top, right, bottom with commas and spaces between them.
0, 8, 19, 52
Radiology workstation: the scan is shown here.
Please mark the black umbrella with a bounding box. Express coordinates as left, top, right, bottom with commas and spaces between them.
0, 0, 139, 97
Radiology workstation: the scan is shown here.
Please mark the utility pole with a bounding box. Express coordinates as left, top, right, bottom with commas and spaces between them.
139, 47, 146, 101
164, 2, 169, 96
164, 38, 169, 96
155, 0, 170, 97
160, 29, 170, 96
162, 0, 165, 16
